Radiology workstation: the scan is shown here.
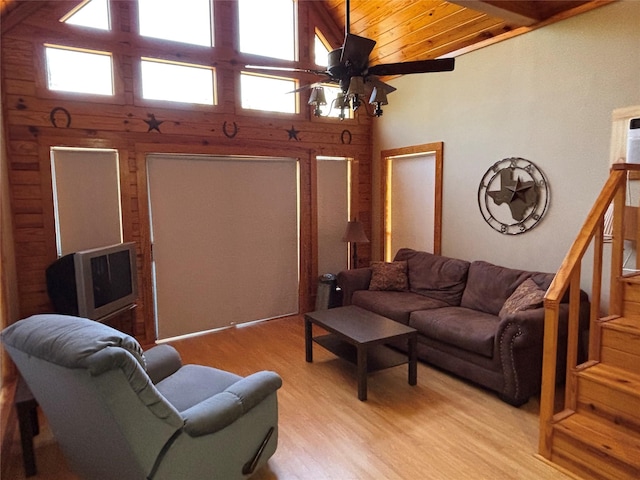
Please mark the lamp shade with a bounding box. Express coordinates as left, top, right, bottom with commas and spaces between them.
347, 76, 365, 96
334, 93, 348, 109
308, 87, 327, 106
369, 86, 388, 105
342, 220, 369, 243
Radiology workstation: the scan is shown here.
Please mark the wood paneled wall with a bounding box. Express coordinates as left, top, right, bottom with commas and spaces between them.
1, 0, 373, 344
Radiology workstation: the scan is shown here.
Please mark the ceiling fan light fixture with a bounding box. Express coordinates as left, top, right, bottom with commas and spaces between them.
334, 93, 348, 120
369, 87, 387, 105
369, 86, 388, 117
308, 86, 327, 117
347, 76, 365, 96
308, 87, 327, 106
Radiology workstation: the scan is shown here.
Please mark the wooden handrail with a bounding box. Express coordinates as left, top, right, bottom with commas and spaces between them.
538, 164, 637, 458
545, 170, 625, 304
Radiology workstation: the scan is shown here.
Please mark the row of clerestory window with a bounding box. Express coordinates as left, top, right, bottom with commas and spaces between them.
46, 0, 344, 116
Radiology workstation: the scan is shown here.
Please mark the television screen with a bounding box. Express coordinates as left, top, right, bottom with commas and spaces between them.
91, 250, 133, 309
46, 242, 138, 321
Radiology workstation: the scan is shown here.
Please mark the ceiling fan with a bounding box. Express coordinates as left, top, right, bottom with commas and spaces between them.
245, 0, 455, 118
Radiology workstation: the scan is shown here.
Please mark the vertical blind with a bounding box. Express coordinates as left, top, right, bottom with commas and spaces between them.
147, 154, 299, 339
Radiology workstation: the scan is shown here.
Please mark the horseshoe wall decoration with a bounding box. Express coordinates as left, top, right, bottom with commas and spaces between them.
223, 121, 238, 138
50, 107, 72, 128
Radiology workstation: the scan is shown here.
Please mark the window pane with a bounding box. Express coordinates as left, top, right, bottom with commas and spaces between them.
138, 0, 212, 47
239, 0, 295, 61
141, 59, 215, 105
45, 46, 113, 95
315, 34, 329, 67
64, 0, 110, 30
241, 73, 297, 113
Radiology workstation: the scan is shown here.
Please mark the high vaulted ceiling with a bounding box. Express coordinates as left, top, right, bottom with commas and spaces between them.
322, 0, 613, 66
0, 0, 614, 68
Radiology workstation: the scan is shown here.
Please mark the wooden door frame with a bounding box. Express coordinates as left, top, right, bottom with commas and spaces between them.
380, 142, 443, 260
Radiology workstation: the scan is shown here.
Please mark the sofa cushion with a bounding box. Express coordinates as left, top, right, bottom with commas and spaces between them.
369, 261, 408, 291
409, 307, 499, 358
352, 290, 449, 325
394, 248, 470, 306
460, 261, 533, 315
499, 278, 546, 319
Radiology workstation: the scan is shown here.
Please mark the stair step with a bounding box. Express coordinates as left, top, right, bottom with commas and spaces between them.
551, 412, 640, 480
603, 315, 640, 332
621, 272, 640, 285
576, 364, 640, 431
600, 316, 640, 375
622, 276, 640, 316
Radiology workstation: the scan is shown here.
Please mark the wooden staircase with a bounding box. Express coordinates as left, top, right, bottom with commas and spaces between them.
538, 108, 640, 480
547, 275, 640, 479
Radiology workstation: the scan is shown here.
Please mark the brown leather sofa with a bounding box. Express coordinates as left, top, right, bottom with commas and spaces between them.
337, 248, 590, 406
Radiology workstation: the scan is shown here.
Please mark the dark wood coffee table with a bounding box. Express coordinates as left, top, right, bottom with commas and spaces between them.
304, 305, 417, 401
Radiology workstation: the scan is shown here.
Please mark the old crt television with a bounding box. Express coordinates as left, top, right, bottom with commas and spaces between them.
46, 242, 138, 320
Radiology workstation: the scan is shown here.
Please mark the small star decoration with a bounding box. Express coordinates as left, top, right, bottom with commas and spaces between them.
144, 114, 164, 133
286, 125, 301, 141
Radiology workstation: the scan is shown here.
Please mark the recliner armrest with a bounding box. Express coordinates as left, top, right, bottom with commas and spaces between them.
144, 344, 183, 384
181, 371, 282, 437
337, 268, 372, 305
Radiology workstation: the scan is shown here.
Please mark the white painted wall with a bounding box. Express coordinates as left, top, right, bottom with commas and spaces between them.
373, 1, 640, 294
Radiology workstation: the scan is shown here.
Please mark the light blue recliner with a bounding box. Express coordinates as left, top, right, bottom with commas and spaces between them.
1, 314, 282, 480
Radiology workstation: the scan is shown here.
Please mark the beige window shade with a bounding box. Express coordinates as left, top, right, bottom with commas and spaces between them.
317, 157, 350, 275
147, 154, 299, 340
50, 148, 122, 256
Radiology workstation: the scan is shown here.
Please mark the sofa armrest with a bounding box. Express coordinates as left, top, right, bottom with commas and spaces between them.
494, 308, 546, 405
181, 371, 282, 437
337, 268, 372, 305
495, 299, 590, 405
144, 345, 183, 384
497, 308, 546, 348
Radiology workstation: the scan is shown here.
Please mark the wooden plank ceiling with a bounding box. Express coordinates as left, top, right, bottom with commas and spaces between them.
1, 0, 613, 67
321, 0, 613, 66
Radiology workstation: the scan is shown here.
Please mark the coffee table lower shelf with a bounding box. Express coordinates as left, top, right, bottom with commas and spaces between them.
314, 334, 409, 372
304, 306, 417, 401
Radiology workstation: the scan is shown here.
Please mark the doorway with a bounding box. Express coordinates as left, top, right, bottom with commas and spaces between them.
382, 142, 443, 261
316, 156, 352, 275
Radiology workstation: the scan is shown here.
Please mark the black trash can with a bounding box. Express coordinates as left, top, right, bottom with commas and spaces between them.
315, 273, 342, 310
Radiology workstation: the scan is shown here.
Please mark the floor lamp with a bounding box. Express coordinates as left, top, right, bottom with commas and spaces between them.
342, 220, 369, 269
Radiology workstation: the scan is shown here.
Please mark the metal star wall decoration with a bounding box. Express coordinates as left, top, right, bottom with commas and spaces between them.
487, 169, 537, 222
478, 157, 549, 235
286, 125, 301, 141
144, 114, 164, 133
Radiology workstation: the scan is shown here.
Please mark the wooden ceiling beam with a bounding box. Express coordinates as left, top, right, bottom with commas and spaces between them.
447, 0, 540, 26
0, 0, 48, 35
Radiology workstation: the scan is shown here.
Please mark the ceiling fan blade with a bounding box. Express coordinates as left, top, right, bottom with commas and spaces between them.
244, 65, 329, 76
341, 33, 376, 71
368, 58, 455, 76
286, 82, 326, 94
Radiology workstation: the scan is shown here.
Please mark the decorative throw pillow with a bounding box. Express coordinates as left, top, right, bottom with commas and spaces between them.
499, 278, 546, 318
369, 261, 409, 291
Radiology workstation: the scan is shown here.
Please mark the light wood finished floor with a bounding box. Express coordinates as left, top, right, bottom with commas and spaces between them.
2, 315, 573, 479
